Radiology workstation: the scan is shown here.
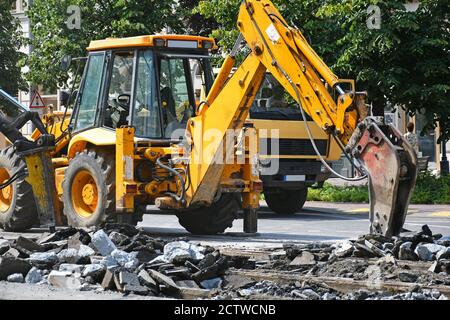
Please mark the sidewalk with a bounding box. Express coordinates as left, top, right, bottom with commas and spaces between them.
326, 178, 368, 187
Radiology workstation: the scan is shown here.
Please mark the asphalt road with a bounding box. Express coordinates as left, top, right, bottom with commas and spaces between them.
139, 201, 450, 248
1, 201, 449, 249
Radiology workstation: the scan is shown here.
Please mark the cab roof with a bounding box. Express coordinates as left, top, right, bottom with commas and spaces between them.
87, 34, 217, 52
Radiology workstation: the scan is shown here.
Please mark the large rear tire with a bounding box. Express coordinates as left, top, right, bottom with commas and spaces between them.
0, 147, 38, 231
176, 194, 239, 235
265, 188, 307, 214
62, 150, 116, 228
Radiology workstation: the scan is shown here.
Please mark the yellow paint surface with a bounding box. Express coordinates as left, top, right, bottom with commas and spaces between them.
431, 211, 450, 217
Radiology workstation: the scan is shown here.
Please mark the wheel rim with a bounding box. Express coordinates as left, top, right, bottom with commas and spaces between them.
71, 170, 99, 218
0, 168, 13, 213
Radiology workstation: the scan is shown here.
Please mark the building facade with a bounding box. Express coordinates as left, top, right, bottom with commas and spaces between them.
11, 0, 59, 134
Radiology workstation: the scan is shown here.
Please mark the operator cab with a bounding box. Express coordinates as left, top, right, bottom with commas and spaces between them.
71, 35, 216, 141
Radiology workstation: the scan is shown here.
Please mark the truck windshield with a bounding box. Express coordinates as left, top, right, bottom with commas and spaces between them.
250, 74, 312, 121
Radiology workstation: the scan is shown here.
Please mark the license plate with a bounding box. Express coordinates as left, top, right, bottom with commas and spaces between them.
283, 175, 306, 182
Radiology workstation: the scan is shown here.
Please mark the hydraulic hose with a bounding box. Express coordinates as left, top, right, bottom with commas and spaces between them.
156, 157, 187, 204
0, 164, 27, 189
244, 8, 368, 181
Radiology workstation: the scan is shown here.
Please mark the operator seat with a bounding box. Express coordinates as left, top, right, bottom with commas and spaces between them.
160, 87, 183, 139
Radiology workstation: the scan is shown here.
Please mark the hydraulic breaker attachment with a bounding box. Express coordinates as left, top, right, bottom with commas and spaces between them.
348, 117, 418, 237
0, 90, 61, 230
14, 127, 62, 231
19, 147, 62, 230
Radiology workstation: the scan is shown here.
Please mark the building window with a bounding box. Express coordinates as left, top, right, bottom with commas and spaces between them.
11, 1, 17, 12
11, 1, 25, 13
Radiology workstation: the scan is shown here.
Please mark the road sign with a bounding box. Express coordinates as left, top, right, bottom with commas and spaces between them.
30, 90, 46, 109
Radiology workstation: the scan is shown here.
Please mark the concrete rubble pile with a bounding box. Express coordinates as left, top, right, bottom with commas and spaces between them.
0, 224, 449, 300
220, 224, 448, 300
0, 224, 237, 298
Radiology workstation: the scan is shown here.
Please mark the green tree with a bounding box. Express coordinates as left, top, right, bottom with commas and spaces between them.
0, 0, 26, 93
197, 0, 336, 58
198, 0, 450, 142
25, 0, 180, 91
318, 0, 450, 142
177, 0, 219, 36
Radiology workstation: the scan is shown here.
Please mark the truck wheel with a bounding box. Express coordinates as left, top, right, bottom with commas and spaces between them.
176, 194, 239, 235
0, 147, 38, 231
62, 150, 117, 228
265, 188, 308, 214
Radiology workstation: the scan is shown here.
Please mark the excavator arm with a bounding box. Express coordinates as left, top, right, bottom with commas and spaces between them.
186, 0, 418, 236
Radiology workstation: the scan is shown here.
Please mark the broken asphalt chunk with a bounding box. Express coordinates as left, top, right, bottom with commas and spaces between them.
59, 264, 84, 274
163, 241, 205, 265
101, 269, 116, 290
6, 273, 24, 283
25, 267, 42, 284
3, 247, 21, 259
436, 247, 450, 260
28, 251, 58, 268
289, 251, 316, 266
82, 264, 105, 282
398, 272, 419, 283
138, 270, 159, 293
109, 231, 128, 246
192, 256, 228, 283
111, 249, 139, 269
147, 269, 179, 293
57, 248, 79, 264
92, 230, 117, 256
333, 240, 354, 258
176, 280, 200, 289
398, 242, 418, 261
414, 244, 434, 261
200, 277, 222, 290
16, 236, 44, 253
0, 239, 10, 255
47, 270, 82, 290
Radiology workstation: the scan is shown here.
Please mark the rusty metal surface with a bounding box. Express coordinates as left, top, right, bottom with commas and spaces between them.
354, 118, 418, 237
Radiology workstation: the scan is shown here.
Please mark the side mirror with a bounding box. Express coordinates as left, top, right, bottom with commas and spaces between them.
59, 89, 78, 108
59, 90, 71, 107
60, 55, 72, 72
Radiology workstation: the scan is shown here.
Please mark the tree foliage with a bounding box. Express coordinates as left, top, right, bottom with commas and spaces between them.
198, 0, 450, 142
0, 0, 26, 93
25, 0, 180, 91
317, 0, 450, 142
178, 0, 219, 36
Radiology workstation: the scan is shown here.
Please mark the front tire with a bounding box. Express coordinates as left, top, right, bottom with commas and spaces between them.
265, 188, 308, 214
0, 147, 38, 231
62, 150, 116, 228
176, 194, 239, 235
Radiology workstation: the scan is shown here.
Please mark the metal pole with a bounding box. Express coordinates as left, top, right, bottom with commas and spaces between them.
441, 139, 449, 176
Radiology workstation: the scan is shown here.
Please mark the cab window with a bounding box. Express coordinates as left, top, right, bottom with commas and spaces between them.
133, 50, 162, 138
104, 51, 134, 129
159, 57, 195, 138
74, 53, 105, 131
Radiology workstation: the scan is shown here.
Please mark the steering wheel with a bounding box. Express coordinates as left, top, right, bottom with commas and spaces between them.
109, 94, 131, 128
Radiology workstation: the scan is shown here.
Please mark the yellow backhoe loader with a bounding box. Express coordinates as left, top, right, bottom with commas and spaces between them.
0, 0, 417, 237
